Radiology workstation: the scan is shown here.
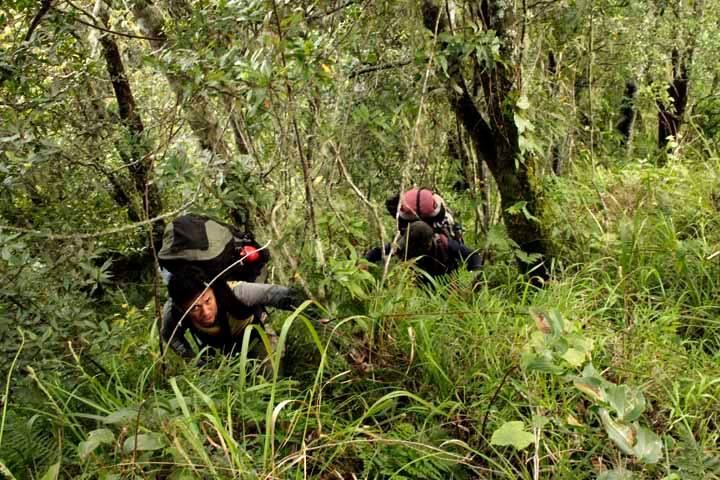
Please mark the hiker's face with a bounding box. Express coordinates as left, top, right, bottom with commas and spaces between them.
184, 288, 218, 328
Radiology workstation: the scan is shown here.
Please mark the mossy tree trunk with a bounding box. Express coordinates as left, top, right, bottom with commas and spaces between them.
422, 0, 549, 279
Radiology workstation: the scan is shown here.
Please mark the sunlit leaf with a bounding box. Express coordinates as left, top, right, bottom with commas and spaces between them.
597, 469, 634, 480
490, 421, 535, 450
561, 348, 586, 367
599, 409, 635, 455
605, 384, 646, 422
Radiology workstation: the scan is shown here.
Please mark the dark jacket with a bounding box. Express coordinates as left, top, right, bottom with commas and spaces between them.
364, 235, 482, 278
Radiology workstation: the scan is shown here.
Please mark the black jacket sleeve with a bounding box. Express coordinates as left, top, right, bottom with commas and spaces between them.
161, 301, 195, 359
457, 243, 483, 271
364, 244, 393, 263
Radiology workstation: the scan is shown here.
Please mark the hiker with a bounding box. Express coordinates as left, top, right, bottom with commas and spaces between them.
363, 220, 482, 278
158, 214, 269, 285
385, 187, 463, 242
161, 265, 306, 362
157, 213, 302, 364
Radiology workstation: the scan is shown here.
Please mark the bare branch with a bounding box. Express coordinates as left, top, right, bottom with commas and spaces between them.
348, 59, 412, 79
24, 0, 54, 43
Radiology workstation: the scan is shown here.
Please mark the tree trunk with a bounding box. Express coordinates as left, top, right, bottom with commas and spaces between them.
422, 0, 549, 279
95, 0, 163, 241
617, 80, 637, 149
547, 50, 563, 175
657, 48, 690, 151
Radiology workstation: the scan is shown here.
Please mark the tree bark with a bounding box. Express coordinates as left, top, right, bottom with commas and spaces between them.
657, 48, 690, 151
422, 0, 549, 279
617, 80, 637, 149
95, 0, 163, 238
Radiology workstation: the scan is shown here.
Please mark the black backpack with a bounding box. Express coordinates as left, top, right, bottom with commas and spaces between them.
158, 214, 269, 283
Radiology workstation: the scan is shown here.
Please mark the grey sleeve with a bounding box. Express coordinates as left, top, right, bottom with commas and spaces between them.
161, 301, 195, 359
231, 282, 306, 311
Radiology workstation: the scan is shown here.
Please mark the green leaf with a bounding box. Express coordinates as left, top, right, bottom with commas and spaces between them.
599, 409, 635, 455
122, 433, 165, 453
574, 376, 605, 402
561, 348, 586, 367
39, 463, 59, 480
103, 408, 138, 425
516, 94, 530, 110
597, 469, 634, 480
78, 429, 115, 460
632, 425, 663, 464
573, 364, 608, 402
521, 352, 565, 374
605, 384, 646, 422
490, 421, 535, 450
531, 415, 549, 429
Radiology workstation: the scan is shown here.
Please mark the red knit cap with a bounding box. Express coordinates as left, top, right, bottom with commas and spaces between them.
399, 188, 440, 219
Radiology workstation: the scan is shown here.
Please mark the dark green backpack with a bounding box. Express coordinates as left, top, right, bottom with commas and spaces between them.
158, 214, 268, 282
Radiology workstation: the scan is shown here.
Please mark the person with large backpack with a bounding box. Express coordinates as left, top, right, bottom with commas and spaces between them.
364, 220, 482, 279
385, 187, 464, 242
363, 187, 481, 280
158, 214, 305, 363
158, 214, 269, 285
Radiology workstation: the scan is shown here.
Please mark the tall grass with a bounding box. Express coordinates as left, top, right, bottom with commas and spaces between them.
2, 160, 720, 478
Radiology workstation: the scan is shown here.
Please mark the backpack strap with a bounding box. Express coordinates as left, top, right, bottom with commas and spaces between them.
416, 188, 423, 219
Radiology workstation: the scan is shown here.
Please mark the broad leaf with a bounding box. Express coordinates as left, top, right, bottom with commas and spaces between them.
597, 469, 634, 480
561, 348, 586, 367
521, 352, 564, 375
122, 433, 165, 453
78, 429, 115, 460
103, 408, 138, 425
605, 384, 646, 422
599, 409, 635, 455
490, 421, 534, 450
632, 425, 663, 464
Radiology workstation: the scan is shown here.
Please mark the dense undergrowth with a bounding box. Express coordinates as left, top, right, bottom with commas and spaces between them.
2, 159, 720, 479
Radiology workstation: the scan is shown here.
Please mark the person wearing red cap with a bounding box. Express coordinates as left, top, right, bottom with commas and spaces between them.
363, 187, 481, 279
385, 187, 462, 241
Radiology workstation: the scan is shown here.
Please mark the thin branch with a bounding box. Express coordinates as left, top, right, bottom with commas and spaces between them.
306, 0, 362, 22
0, 201, 195, 240
58, 1, 165, 41
348, 59, 412, 79
480, 365, 518, 440
24, 0, 54, 43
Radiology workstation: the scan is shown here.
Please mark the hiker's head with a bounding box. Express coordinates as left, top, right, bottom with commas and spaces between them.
398, 221, 434, 259
399, 188, 441, 220
168, 266, 218, 327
